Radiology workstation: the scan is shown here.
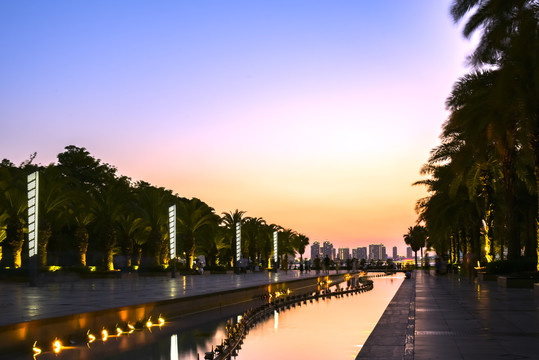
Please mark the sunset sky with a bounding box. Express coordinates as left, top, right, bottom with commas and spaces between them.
1, 0, 477, 256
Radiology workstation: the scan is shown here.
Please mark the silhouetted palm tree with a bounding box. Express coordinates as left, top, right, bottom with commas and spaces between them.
177, 198, 219, 270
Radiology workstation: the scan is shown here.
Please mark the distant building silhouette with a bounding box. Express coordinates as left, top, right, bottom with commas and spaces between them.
393, 246, 398, 260
338, 248, 350, 261
311, 241, 320, 260
352, 247, 367, 260
322, 241, 334, 261
407, 246, 413, 259
369, 244, 387, 261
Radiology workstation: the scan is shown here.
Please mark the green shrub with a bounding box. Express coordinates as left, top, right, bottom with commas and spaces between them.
485, 258, 536, 275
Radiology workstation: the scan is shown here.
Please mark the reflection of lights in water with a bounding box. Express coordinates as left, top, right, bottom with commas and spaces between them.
87, 331, 96, 343
274, 310, 279, 330
53, 339, 62, 354
170, 334, 178, 360
33, 341, 41, 357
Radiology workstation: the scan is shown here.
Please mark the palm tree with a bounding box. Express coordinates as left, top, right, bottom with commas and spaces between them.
177, 198, 220, 270
278, 229, 297, 270
37, 165, 75, 267
117, 212, 146, 268
403, 225, 428, 268
242, 216, 267, 265
0, 164, 28, 268
292, 233, 310, 271
135, 183, 172, 266
446, 70, 527, 260
221, 210, 246, 267
92, 179, 131, 270
63, 177, 96, 267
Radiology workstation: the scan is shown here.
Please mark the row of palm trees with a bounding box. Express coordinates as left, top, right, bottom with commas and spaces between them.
408, 0, 538, 270
0, 146, 310, 271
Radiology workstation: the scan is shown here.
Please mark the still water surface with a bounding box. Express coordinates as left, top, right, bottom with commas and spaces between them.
102, 273, 404, 360
234, 273, 404, 360
30, 273, 404, 360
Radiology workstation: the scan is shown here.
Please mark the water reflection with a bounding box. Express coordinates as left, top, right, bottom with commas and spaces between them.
235, 274, 404, 360
28, 274, 403, 360
170, 334, 178, 360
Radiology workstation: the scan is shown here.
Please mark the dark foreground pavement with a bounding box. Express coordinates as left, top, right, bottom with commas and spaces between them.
358, 270, 539, 360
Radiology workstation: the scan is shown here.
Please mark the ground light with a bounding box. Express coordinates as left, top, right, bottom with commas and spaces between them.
32, 341, 41, 358
101, 329, 109, 341
53, 339, 62, 354
87, 330, 96, 344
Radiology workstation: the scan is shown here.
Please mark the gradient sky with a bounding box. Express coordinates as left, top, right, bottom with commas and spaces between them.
1, 1, 477, 256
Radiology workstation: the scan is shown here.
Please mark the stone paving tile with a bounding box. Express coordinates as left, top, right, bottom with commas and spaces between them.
356, 277, 414, 359
414, 271, 539, 360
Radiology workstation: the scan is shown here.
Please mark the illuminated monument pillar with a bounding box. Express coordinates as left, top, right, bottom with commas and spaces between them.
235, 222, 241, 273
27, 171, 39, 286
169, 205, 176, 259
273, 230, 278, 271
169, 205, 176, 278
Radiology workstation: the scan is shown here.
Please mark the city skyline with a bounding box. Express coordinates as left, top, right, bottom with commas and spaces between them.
309, 240, 412, 260
1, 1, 476, 253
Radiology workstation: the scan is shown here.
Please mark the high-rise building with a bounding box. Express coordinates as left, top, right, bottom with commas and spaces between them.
359, 247, 367, 260
352, 247, 368, 260
322, 241, 334, 260
406, 246, 413, 259
369, 244, 387, 261
393, 246, 398, 260
311, 241, 320, 260
338, 248, 350, 261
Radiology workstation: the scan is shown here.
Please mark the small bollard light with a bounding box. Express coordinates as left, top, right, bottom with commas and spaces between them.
53, 339, 62, 354
32, 341, 42, 357
87, 330, 96, 344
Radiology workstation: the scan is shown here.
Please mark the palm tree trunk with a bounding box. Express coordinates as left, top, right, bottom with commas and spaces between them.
79, 251, 87, 267
534, 153, 539, 270
105, 249, 114, 271
13, 247, 22, 268
75, 226, 89, 267
38, 222, 52, 267
7, 218, 24, 268
503, 153, 520, 260
38, 243, 47, 268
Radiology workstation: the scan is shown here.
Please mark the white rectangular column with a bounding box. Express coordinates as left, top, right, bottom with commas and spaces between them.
236, 222, 241, 262
169, 205, 176, 260
273, 231, 278, 263
27, 172, 39, 258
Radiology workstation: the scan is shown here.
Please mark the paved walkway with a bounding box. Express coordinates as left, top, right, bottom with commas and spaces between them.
0, 270, 326, 327
415, 271, 539, 360
359, 270, 539, 359
356, 275, 414, 360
